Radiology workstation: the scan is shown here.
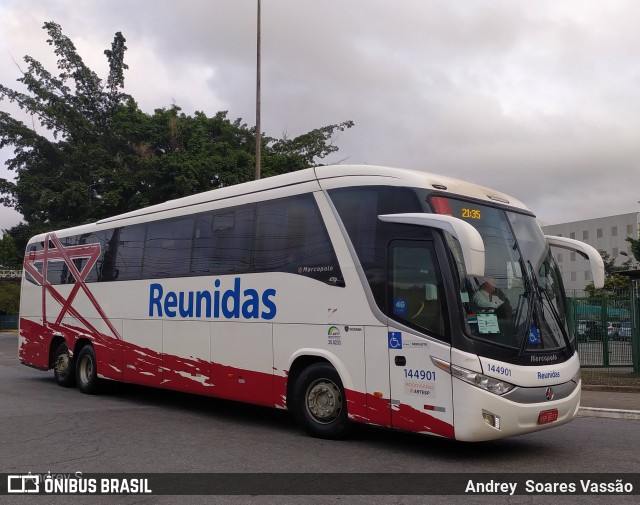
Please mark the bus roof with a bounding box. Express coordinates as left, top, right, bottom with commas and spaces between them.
28, 165, 531, 241
316, 165, 529, 212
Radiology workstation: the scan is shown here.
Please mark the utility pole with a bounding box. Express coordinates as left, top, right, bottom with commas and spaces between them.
255, 0, 261, 180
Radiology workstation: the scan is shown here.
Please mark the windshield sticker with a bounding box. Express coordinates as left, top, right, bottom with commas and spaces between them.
393, 297, 408, 316
529, 326, 541, 345
467, 313, 478, 325
477, 314, 500, 334
460, 292, 470, 303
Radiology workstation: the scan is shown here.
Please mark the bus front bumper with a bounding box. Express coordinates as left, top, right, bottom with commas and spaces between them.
452, 379, 581, 442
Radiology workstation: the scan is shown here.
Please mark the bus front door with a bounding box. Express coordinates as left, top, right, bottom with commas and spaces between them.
387, 240, 455, 438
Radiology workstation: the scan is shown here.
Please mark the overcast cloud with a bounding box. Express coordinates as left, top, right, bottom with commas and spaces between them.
1, 0, 639, 232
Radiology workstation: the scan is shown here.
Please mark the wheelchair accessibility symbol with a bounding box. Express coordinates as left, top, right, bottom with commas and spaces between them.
388, 331, 402, 349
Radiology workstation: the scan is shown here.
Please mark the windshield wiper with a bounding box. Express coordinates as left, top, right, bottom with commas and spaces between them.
516, 257, 536, 357
530, 261, 572, 349
526, 260, 571, 350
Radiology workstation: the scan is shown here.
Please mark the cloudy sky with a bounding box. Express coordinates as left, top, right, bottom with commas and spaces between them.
1, 0, 639, 232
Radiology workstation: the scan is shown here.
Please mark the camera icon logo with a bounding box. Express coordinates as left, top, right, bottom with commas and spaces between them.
7, 474, 40, 493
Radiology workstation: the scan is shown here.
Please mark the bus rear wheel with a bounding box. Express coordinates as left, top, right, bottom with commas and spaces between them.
293, 363, 351, 439
76, 345, 100, 394
53, 342, 76, 388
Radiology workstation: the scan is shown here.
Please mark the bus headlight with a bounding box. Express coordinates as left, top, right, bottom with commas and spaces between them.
451, 364, 515, 395
431, 357, 514, 396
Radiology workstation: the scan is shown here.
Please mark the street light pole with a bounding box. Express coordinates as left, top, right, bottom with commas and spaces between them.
255, 0, 261, 180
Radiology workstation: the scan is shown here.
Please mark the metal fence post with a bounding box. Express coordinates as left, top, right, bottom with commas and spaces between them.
600, 293, 609, 367
631, 279, 639, 374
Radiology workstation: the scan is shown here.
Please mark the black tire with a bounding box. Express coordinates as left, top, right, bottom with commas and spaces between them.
75, 345, 100, 394
52, 342, 76, 388
292, 362, 351, 439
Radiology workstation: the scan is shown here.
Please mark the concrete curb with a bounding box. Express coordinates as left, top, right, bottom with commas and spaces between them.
578, 407, 640, 421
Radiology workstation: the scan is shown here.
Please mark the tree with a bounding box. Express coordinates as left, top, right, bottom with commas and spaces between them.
584, 250, 632, 296
625, 236, 640, 266
0, 282, 20, 313
0, 22, 353, 252
0, 232, 21, 269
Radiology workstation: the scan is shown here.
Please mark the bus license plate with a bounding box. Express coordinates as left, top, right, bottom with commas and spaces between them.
538, 409, 558, 425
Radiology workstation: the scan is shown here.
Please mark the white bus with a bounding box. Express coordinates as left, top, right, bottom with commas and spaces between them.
18, 165, 604, 441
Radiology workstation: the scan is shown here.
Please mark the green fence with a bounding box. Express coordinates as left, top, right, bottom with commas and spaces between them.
567, 284, 639, 378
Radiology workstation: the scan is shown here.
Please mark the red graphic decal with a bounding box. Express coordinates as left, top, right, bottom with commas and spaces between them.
23, 233, 121, 340
345, 389, 454, 438
20, 233, 454, 438
21, 316, 285, 407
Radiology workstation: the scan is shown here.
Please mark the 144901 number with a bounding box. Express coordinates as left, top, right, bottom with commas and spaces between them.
486, 364, 512, 377
403, 369, 436, 381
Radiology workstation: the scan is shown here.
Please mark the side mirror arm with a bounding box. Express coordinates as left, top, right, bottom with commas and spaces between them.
378, 213, 485, 277
545, 235, 605, 289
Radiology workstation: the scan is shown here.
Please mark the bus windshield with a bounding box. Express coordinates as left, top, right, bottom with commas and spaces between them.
432, 197, 570, 352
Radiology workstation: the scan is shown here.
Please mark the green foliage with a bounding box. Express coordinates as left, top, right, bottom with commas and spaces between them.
0, 22, 353, 253
0, 233, 21, 268
584, 250, 632, 296
0, 282, 20, 313
601, 250, 633, 277
626, 236, 640, 265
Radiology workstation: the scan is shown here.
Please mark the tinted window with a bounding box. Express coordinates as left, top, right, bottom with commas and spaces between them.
74, 230, 112, 283
389, 241, 446, 338
43, 236, 76, 285
99, 229, 121, 282
143, 216, 194, 278
192, 205, 254, 276
329, 186, 426, 308
112, 224, 146, 281
25, 235, 105, 286
27, 194, 344, 286
254, 194, 342, 284
24, 242, 43, 284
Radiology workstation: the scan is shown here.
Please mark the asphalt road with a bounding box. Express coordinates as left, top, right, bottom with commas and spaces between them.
1, 332, 639, 505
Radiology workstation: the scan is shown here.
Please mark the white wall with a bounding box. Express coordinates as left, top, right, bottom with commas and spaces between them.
542, 213, 639, 291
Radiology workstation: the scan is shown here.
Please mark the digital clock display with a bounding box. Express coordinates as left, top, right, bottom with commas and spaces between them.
461, 208, 481, 219
431, 197, 485, 221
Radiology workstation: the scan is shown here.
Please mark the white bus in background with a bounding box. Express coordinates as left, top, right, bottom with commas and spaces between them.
18, 165, 604, 442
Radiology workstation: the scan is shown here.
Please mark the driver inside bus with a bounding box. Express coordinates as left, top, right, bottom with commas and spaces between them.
473, 277, 512, 319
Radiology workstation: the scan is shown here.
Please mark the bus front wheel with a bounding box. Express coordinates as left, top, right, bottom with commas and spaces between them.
76, 345, 100, 394
293, 363, 351, 439
53, 342, 76, 388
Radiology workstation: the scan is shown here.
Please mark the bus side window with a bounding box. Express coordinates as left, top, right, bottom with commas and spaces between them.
253, 194, 342, 285
329, 186, 426, 311
142, 216, 194, 279
191, 205, 254, 276
389, 241, 447, 340
112, 224, 146, 281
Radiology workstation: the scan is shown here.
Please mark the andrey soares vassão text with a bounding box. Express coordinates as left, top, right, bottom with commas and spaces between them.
465, 479, 634, 495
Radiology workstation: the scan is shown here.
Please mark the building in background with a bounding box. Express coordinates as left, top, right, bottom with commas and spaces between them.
541, 212, 640, 292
